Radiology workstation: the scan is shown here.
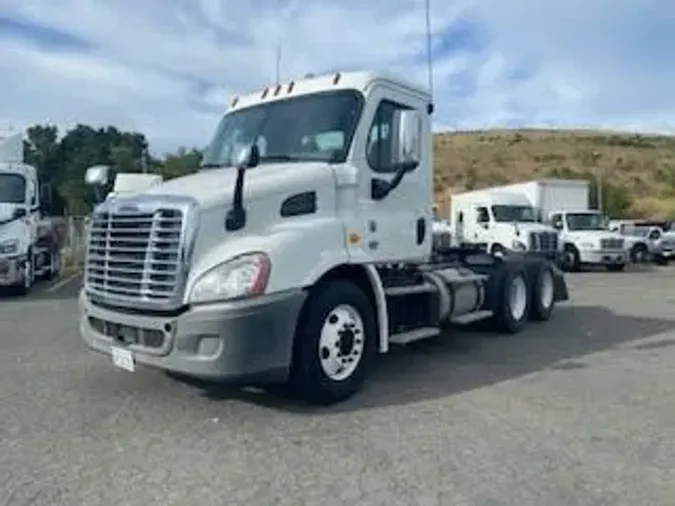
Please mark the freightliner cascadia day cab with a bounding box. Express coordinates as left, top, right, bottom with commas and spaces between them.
79, 71, 569, 405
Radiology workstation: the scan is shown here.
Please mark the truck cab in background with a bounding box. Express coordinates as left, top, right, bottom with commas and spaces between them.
450, 188, 560, 259
0, 130, 61, 294
549, 210, 626, 271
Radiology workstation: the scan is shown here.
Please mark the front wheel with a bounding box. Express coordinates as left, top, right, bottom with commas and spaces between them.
630, 244, 648, 263
15, 251, 34, 296
289, 280, 376, 405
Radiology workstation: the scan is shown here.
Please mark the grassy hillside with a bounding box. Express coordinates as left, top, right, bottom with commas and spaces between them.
433, 129, 675, 219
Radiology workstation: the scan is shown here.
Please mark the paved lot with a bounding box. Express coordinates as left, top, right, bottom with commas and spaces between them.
1, 267, 675, 505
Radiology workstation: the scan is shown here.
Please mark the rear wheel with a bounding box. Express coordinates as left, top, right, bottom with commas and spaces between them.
491, 263, 529, 333
289, 280, 376, 405
529, 263, 556, 321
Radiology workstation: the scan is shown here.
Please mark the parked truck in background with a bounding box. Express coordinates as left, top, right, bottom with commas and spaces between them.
449, 187, 560, 259
0, 130, 61, 294
79, 71, 569, 405
502, 179, 627, 272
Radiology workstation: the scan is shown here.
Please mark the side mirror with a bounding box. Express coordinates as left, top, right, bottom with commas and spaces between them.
552, 222, 563, 230
13, 207, 27, 219
392, 109, 422, 171
85, 165, 110, 187
235, 144, 260, 170
40, 183, 52, 208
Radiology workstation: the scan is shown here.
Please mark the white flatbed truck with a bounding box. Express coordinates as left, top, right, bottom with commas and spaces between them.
79, 71, 569, 405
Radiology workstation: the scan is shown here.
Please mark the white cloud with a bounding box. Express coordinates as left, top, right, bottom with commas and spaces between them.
0, 0, 673, 154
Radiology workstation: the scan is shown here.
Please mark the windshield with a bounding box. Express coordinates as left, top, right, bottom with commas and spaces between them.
566, 212, 607, 231
491, 205, 536, 223
0, 173, 26, 204
202, 90, 364, 168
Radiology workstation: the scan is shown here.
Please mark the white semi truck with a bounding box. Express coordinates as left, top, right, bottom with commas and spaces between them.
0, 131, 61, 294
79, 71, 569, 405
491, 179, 627, 272
449, 187, 560, 259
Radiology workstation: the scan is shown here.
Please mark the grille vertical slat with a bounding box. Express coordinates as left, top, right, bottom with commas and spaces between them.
600, 238, 624, 250
85, 205, 187, 305
528, 232, 558, 252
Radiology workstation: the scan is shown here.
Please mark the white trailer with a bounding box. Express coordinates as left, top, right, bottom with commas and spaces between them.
513, 179, 627, 271
79, 71, 569, 405
449, 187, 559, 259
0, 131, 61, 294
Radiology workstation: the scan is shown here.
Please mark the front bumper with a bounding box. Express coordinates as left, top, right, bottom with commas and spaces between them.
578, 249, 627, 265
0, 255, 26, 286
79, 289, 307, 383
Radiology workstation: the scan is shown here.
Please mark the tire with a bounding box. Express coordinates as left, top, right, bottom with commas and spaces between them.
289, 280, 376, 405
44, 248, 61, 281
606, 263, 625, 272
529, 263, 556, 322
14, 250, 34, 296
562, 244, 580, 272
490, 263, 530, 334
490, 243, 505, 256
630, 244, 648, 263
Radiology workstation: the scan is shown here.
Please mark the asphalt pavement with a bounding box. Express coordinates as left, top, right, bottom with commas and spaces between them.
1, 267, 675, 505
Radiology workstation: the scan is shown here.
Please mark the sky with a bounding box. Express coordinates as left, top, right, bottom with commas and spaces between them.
0, 0, 674, 155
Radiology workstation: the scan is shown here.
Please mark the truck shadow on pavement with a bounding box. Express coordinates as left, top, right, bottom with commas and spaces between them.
177, 304, 675, 413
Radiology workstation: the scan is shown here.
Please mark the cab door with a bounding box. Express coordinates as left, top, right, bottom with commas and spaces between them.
346, 82, 431, 264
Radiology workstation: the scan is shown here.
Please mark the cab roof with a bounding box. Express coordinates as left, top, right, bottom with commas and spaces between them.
228, 70, 431, 112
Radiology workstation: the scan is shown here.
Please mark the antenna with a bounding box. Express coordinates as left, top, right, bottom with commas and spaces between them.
425, 0, 434, 113
275, 42, 282, 85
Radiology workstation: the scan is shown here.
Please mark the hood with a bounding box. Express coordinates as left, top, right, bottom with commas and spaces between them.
493, 222, 555, 236
564, 230, 623, 242
144, 162, 329, 208
0, 202, 18, 224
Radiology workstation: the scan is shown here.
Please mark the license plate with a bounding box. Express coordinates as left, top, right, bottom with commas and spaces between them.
111, 346, 135, 372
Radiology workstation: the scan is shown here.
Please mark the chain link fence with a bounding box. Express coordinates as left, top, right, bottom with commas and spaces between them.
51, 215, 88, 272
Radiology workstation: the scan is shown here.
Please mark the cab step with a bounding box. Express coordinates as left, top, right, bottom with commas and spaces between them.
389, 326, 439, 344
450, 310, 493, 325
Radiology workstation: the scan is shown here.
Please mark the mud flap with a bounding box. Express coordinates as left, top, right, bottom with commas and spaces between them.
552, 265, 569, 302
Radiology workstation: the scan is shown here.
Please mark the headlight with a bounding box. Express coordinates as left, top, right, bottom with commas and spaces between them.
511, 240, 527, 251
0, 239, 18, 255
579, 242, 595, 249
188, 252, 271, 304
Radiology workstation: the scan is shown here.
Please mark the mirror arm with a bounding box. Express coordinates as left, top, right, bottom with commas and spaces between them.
225, 166, 247, 231
371, 161, 416, 201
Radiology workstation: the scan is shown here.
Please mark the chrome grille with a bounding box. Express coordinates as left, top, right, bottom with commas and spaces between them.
600, 238, 624, 250
661, 238, 675, 249
84, 196, 198, 310
528, 232, 558, 252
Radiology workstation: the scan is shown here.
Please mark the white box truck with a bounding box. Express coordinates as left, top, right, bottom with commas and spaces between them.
505, 179, 627, 271
78, 71, 569, 405
0, 130, 61, 294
